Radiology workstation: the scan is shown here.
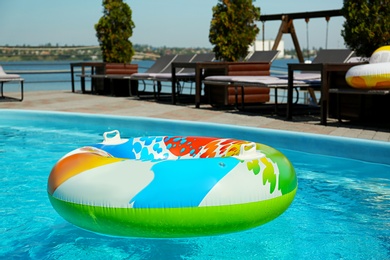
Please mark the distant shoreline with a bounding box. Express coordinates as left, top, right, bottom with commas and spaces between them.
0, 44, 301, 62
0, 45, 214, 62
0, 54, 157, 62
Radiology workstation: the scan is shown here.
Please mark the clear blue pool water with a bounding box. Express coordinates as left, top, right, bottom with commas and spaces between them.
1, 110, 389, 259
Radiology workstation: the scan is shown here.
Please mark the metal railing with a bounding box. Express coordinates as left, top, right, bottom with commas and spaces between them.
3, 62, 80, 87
1, 61, 151, 90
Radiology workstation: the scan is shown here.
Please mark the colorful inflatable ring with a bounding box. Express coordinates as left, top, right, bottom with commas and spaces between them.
346, 46, 390, 89
48, 130, 297, 238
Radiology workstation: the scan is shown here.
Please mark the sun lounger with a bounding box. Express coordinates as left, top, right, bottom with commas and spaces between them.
203, 75, 319, 110
153, 53, 215, 96
293, 49, 355, 80
151, 54, 196, 97
130, 54, 178, 81
130, 54, 177, 97
201, 51, 281, 107
313, 49, 355, 63
0, 66, 24, 101
246, 50, 280, 62
131, 54, 196, 98
173, 53, 216, 77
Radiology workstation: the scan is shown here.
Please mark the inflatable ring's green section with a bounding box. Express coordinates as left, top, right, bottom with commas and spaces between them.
256, 143, 297, 194
48, 187, 297, 238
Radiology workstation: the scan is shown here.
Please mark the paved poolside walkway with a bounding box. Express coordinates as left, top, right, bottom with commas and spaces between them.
1, 90, 389, 142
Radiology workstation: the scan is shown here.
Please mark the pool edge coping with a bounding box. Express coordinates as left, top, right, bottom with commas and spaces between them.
2, 109, 390, 165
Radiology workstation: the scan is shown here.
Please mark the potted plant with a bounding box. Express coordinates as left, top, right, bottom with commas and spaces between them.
94, 0, 137, 96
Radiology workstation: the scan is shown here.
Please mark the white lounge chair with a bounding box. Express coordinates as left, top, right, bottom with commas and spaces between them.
0, 65, 24, 101
203, 74, 317, 111
130, 54, 179, 98
153, 53, 216, 97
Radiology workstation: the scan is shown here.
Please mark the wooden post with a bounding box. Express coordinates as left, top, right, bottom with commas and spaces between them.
289, 20, 304, 63
272, 16, 285, 51
271, 15, 304, 63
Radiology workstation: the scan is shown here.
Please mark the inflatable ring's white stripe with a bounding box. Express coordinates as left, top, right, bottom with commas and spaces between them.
346, 62, 390, 89
346, 63, 390, 77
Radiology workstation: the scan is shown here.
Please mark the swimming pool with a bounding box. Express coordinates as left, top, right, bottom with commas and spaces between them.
1, 110, 389, 259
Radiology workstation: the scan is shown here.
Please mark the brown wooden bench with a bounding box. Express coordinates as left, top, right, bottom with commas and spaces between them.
317, 63, 390, 125
204, 62, 271, 107
78, 63, 138, 96
327, 71, 390, 124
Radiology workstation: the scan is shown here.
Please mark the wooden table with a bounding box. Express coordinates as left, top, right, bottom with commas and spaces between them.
287, 63, 362, 125
70, 62, 104, 93
171, 62, 232, 108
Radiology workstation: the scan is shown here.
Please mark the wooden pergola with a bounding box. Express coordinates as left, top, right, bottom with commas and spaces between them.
260, 9, 343, 62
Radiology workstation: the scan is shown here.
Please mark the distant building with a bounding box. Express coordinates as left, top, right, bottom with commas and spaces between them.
248, 40, 284, 58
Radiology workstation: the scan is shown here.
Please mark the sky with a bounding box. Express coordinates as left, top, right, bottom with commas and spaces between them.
0, 0, 346, 50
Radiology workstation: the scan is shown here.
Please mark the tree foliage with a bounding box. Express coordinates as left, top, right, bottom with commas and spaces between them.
209, 0, 261, 62
341, 0, 390, 57
95, 0, 135, 63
